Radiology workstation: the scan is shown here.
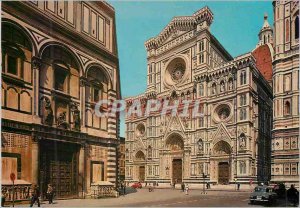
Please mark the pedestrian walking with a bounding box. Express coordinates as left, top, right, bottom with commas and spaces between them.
47, 184, 54, 204
1, 191, 7, 207
249, 179, 253, 186
185, 183, 189, 195
30, 184, 40, 207
206, 182, 209, 189
181, 182, 185, 192
123, 182, 126, 196
287, 184, 299, 206
237, 183, 241, 190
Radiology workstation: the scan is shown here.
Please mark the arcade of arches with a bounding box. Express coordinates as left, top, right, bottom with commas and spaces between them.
129, 131, 236, 185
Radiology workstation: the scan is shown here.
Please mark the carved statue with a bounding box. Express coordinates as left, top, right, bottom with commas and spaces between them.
212, 84, 216, 94
239, 134, 246, 149
73, 109, 81, 131
197, 139, 204, 151
220, 82, 225, 92
57, 111, 68, 129
43, 98, 53, 126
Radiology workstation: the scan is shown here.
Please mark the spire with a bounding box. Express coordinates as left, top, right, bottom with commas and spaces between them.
262, 13, 271, 29
257, 13, 273, 46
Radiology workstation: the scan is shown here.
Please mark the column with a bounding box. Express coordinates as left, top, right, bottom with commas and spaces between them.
31, 140, 39, 185
107, 89, 117, 139
32, 57, 41, 117
78, 145, 85, 197
79, 77, 86, 131
107, 144, 117, 186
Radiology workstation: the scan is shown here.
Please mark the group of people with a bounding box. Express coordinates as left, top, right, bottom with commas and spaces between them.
180, 183, 190, 195
30, 184, 54, 207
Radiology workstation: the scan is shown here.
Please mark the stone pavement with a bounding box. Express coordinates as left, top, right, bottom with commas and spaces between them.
14, 188, 253, 207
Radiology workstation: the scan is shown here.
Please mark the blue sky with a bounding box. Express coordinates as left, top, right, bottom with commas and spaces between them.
108, 1, 274, 137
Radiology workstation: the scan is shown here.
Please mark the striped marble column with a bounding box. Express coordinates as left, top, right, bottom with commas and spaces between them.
107, 146, 117, 185
107, 89, 117, 139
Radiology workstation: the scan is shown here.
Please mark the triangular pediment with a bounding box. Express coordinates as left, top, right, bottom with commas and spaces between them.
160, 29, 188, 44
164, 114, 185, 136
135, 136, 146, 150
149, 16, 196, 47
212, 123, 232, 146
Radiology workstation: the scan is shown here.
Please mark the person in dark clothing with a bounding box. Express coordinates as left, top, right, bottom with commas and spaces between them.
287, 184, 299, 206
123, 182, 126, 196
237, 183, 241, 190
47, 184, 54, 204
30, 185, 40, 207
181, 183, 185, 192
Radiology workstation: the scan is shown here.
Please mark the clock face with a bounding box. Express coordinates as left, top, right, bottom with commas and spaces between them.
171, 63, 185, 81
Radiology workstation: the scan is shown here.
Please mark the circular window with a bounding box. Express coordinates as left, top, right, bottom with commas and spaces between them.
136, 123, 145, 136
171, 63, 185, 81
164, 57, 187, 86
213, 104, 232, 122
218, 107, 230, 120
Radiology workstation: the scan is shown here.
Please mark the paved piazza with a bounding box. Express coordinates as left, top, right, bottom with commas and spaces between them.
15, 188, 289, 207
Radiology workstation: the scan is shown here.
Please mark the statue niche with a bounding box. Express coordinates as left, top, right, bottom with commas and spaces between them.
197, 138, 204, 154
71, 103, 81, 131
41, 97, 53, 126
57, 111, 68, 129
239, 133, 246, 149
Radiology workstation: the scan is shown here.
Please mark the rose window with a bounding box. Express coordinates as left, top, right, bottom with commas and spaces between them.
171, 63, 185, 81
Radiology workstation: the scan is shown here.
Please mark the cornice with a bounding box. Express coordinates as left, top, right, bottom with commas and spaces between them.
145, 6, 213, 50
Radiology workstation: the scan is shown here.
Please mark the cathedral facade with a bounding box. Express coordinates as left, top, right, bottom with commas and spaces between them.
125, 7, 273, 186
271, 1, 299, 187
1, 1, 120, 199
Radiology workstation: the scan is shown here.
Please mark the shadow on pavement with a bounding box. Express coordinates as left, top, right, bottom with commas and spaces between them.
120, 187, 138, 196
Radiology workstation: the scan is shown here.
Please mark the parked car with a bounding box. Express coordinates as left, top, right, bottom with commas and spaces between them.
249, 185, 277, 205
131, 182, 142, 189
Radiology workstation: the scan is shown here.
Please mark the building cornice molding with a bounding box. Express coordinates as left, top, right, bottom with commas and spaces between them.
145, 6, 213, 50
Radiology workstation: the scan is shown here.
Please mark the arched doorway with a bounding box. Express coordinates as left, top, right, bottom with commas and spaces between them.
212, 141, 232, 184
166, 133, 184, 183
135, 151, 145, 182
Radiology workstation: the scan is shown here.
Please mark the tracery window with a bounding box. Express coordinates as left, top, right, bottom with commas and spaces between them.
240, 108, 247, 120
240, 70, 247, 85
240, 94, 247, 106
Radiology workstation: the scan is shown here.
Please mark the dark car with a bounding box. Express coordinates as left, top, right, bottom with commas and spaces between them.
131, 182, 142, 189
250, 185, 277, 205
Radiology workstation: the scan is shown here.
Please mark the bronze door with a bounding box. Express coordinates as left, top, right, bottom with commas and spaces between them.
139, 166, 145, 182
218, 162, 229, 184
172, 159, 182, 183
40, 141, 78, 198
